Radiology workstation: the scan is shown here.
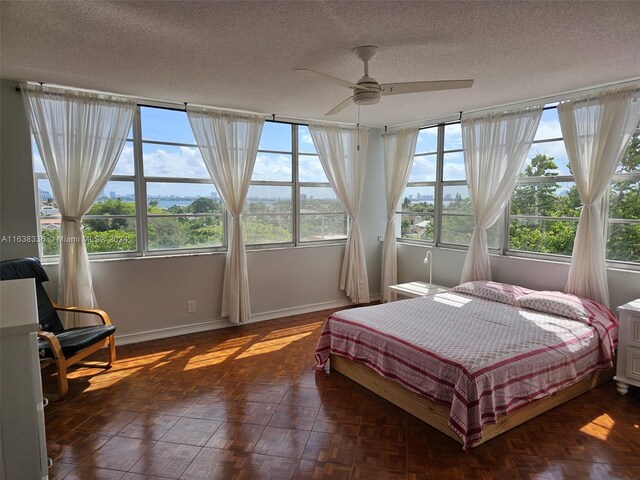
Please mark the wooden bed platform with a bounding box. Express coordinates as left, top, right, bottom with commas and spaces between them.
330, 354, 615, 448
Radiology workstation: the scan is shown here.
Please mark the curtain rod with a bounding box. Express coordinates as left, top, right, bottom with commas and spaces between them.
387, 77, 640, 130
15, 82, 379, 129
462, 77, 640, 118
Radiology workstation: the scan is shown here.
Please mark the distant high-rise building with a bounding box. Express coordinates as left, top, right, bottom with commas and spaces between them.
110, 191, 116, 199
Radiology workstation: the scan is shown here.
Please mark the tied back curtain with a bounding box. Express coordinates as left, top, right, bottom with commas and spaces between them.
559, 87, 640, 307
460, 106, 542, 283
21, 84, 135, 328
187, 106, 265, 324
309, 124, 370, 304
381, 128, 419, 302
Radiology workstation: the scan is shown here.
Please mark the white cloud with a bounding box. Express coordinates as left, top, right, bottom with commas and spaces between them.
301, 133, 314, 146
253, 153, 291, 181
534, 118, 562, 140
113, 144, 135, 175
443, 163, 466, 180
416, 128, 438, 153
143, 146, 209, 178
409, 155, 436, 182
299, 156, 328, 183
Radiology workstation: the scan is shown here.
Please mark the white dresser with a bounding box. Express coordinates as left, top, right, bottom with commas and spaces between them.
0, 278, 49, 479
614, 299, 640, 395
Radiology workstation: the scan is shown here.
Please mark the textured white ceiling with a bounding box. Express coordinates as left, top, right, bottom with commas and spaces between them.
2, 1, 639, 127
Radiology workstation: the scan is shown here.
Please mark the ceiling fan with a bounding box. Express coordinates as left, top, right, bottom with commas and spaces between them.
295, 45, 474, 116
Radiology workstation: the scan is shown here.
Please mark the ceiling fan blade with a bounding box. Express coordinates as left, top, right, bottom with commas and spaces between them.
325, 96, 353, 116
294, 68, 359, 90
380, 79, 474, 96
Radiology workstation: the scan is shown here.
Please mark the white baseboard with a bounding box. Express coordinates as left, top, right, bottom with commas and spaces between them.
115, 293, 380, 346
116, 317, 230, 346
245, 298, 354, 324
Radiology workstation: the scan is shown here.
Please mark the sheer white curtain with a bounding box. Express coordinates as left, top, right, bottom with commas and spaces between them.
559, 87, 640, 307
21, 84, 135, 327
187, 106, 265, 324
381, 128, 419, 302
460, 106, 542, 283
309, 124, 370, 304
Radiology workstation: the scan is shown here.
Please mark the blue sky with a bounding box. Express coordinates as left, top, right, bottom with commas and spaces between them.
34, 106, 572, 203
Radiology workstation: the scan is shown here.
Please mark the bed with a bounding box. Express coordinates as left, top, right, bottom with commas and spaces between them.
315, 281, 618, 449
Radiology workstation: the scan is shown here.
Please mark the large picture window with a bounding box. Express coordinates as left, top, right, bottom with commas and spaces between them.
398, 106, 639, 267
508, 108, 640, 264
33, 106, 347, 258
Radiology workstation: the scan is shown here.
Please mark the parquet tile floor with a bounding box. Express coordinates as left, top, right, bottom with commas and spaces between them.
43, 307, 640, 479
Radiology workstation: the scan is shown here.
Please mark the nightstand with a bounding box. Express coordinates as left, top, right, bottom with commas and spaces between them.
614, 299, 640, 395
389, 281, 448, 299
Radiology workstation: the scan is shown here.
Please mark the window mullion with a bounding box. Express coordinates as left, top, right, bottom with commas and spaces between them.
132, 105, 147, 255
434, 123, 445, 246
293, 123, 300, 246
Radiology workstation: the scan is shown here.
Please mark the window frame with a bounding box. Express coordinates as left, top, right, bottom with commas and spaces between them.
244, 121, 295, 248
397, 109, 640, 270
33, 108, 348, 260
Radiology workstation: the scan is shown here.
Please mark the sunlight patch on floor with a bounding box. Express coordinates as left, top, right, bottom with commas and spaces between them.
235, 331, 314, 359
183, 347, 243, 370
81, 366, 145, 391
579, 413, 615, 441
261, 322, 323, 341
115, 350, 176, 368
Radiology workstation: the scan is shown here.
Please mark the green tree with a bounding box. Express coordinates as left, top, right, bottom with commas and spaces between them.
511, 154, 559, 217
189, 197, 220, 214
608, 128, 640, 261
85, 199, 135, 231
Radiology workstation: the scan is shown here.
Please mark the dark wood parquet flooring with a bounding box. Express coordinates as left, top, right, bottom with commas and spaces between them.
43, 307, 640, 479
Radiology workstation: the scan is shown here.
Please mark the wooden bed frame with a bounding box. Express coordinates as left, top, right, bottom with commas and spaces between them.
330, 354, 615, 447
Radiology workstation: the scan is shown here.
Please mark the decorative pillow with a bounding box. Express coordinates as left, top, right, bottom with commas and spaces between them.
450, 281, 533, 305
516, 291, 591, 321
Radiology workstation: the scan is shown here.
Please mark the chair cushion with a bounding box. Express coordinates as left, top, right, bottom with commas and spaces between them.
38, 325, 116, 359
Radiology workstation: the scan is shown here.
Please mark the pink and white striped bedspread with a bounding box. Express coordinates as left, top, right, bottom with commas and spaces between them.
314, 291, 618, 448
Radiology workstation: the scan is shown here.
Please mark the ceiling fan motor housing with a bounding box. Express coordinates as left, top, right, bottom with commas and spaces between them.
354, 76, 381, 105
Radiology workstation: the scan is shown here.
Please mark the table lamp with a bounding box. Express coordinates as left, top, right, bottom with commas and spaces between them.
423, 250, 432, 286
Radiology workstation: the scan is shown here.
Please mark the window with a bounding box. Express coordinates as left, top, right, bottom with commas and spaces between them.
297, 125, 348, 243
604, 124, 639, 263
34, 135, 138, 256
397, 123, 499, 248
398, 126, 437, 242
244, 121, 294, 245
141, 106, 224, 252
33, 107, 347, 258
508, 108, 640, 265
508, 107, 579, 257
399, 107, 639, 267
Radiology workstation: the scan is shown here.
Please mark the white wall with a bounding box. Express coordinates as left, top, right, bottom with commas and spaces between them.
0, 78, 386, 343
398, 243, 640, 312
0, 79, 39, 260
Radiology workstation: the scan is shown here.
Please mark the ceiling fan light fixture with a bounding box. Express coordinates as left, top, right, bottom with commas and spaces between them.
354, 76, 381, 105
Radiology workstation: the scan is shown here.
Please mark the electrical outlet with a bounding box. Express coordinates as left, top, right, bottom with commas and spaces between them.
187, 300, 196, 313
